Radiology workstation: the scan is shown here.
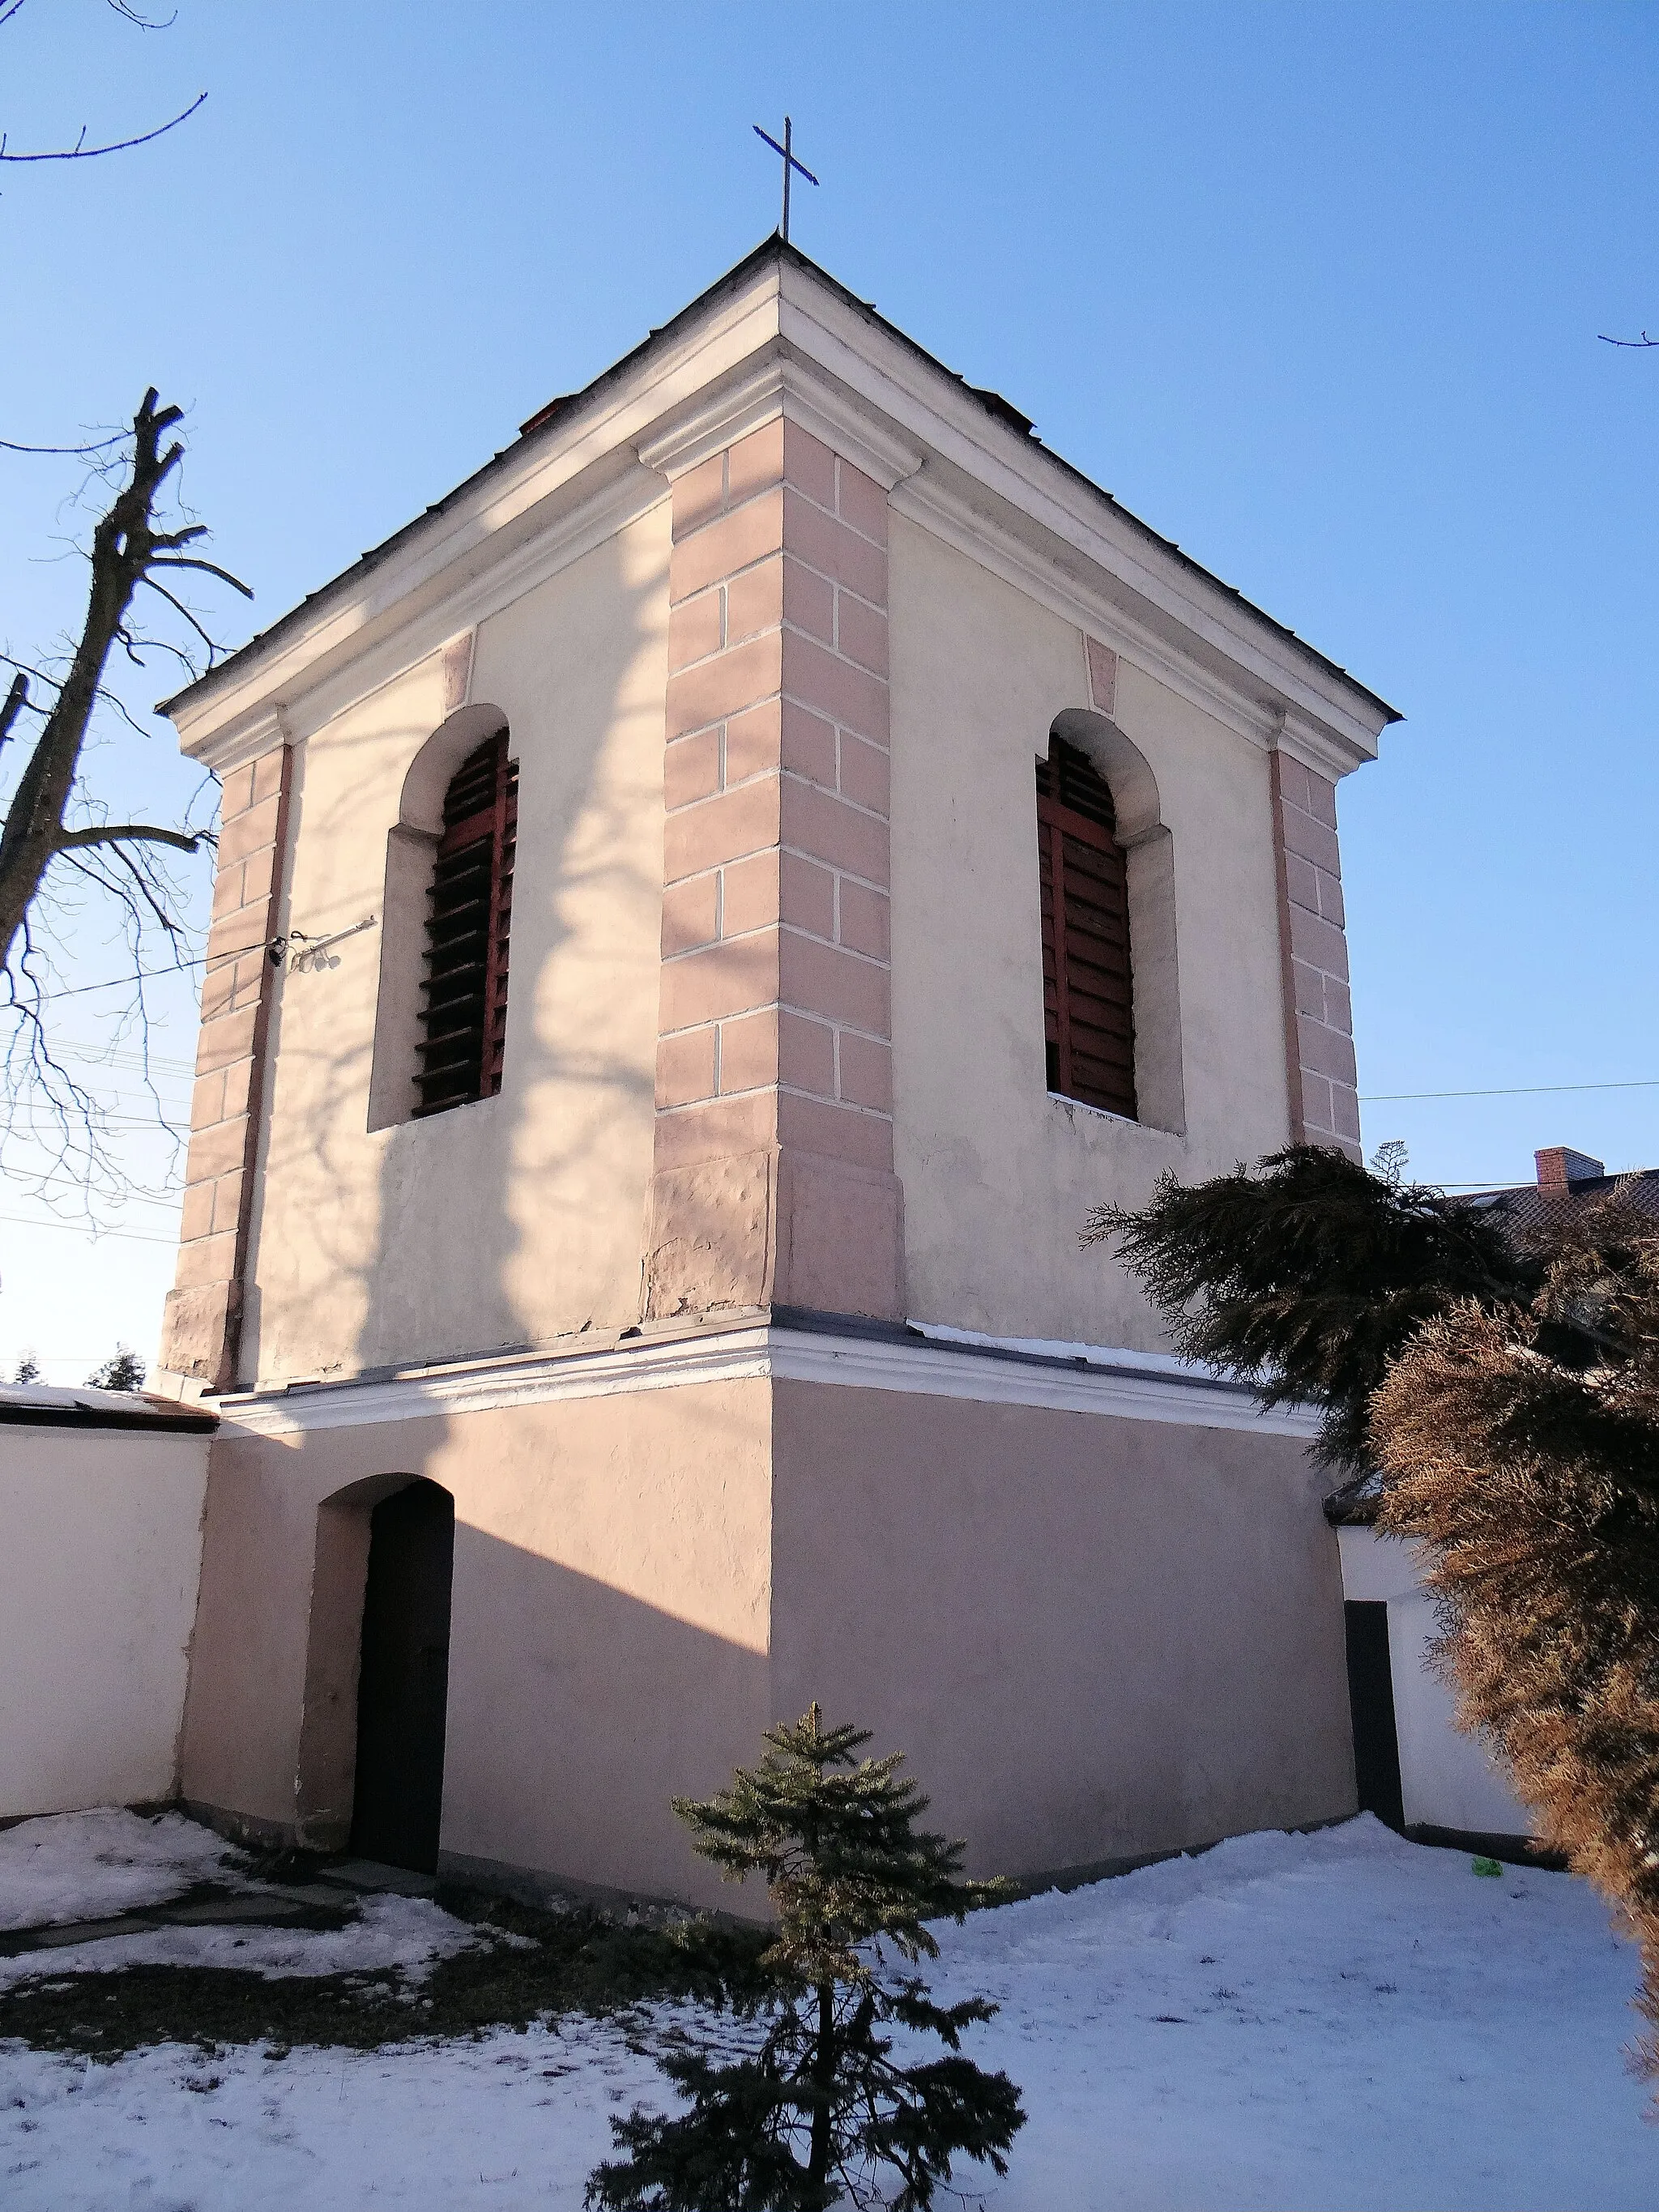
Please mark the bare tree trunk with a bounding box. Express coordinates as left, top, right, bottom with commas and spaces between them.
0, 388, 243, 975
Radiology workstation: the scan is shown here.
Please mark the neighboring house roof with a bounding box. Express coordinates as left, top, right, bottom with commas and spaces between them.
1324, 1149, 1659, 1529
0, 1383, 218, 1434
1459, 1166, 1659, 1235
159, 236, 1401, 732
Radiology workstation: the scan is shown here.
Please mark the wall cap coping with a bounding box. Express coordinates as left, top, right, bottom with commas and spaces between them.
0, 1383, 219, 1434
199, 1308, 1320, 1442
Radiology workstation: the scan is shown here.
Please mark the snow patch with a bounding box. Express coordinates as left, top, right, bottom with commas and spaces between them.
0, 1809, 252, 1931
0, 1892, 481, 1991
909, 1319, 1219, 1379
0, 1816, 1649, 2209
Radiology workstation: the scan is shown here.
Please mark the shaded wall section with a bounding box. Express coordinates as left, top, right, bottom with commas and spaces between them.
180, 1379, 772, 1905
0, 1427, 209, 1818
769, 1379, 1355, 1880
240, 508, 669, 1388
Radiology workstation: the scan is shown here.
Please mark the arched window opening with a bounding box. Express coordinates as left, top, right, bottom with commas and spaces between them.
415, 731, 518, 1117
1037, 733, 1137, 1119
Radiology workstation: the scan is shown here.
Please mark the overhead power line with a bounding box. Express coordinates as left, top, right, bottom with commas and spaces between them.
0, 1211, 179, 1247
1363, 1078, 1659, 1103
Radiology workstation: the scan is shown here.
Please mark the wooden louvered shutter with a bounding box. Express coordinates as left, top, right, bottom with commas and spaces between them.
1037, 735, 1136, 1119
415, 732, 518, 1117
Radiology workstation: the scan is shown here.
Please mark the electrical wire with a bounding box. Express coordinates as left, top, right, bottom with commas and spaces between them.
1363, 1078, 1659, 1102
0, 1212, 179, 1246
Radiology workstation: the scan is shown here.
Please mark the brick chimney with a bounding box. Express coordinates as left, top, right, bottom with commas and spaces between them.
1535, 1145, 1605, 1190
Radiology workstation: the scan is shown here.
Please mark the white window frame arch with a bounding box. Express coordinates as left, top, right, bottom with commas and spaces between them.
1046, 706, 1186, 1136
366, 701, 512, 1132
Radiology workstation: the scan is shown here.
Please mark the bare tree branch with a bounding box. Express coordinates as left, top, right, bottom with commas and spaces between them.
0, 88, 206, 164
0, 388, 203, 973
149, 555, 253, 597
0, 386, 249, 1219
1599, 330, 1657, 349
104, 2, 180, 28
0, 671, 25, 757
53, 820, 204, 857
0, 19, 231, 1213
135, 569, 219, 659
0, 432, 128, 455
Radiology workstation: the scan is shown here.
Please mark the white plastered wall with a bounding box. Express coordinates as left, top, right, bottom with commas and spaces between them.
886, 514, 1293, 1349
242, 501, 671, 1385
1338, 1525, 1531, 1836
0, 1429, 208, 1818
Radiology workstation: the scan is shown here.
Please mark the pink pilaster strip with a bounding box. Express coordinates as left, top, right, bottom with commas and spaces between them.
645, 415, 904, 1320
160, 744, 294, 1387
1270, 750, 1360, 1161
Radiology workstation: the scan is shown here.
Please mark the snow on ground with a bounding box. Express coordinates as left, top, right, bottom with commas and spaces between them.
0, 1892, 482, 1992
0, 1809, 251, 1931
0, 1813, 1649, 2210
923, 1815, 1650, 2211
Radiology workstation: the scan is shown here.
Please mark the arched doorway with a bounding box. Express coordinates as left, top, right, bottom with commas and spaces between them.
349, 1479, 455, 1873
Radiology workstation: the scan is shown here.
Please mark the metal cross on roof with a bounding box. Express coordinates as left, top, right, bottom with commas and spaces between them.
752, 115, 818, 245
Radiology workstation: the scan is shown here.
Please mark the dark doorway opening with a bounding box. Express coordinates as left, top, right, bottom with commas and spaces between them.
1344, 1599, 1405, 1831
350, 1480, 455, 1873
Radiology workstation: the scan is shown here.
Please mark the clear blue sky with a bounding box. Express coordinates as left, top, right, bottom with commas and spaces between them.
2, 0, 1656, 1378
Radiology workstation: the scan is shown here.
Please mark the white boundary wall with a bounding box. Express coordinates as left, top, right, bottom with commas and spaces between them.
0, 1426, 208, 1818
1337, 1524, 1530, 1837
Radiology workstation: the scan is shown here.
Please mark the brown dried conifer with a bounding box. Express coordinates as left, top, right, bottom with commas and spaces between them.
1372, 1191, 1659, 2075
1098, 1149, 1659, 2082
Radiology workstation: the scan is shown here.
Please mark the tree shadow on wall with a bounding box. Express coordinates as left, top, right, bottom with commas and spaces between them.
241, 514, 667, 1387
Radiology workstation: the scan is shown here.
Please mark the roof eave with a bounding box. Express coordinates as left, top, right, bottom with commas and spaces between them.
162, 235, 1400, 758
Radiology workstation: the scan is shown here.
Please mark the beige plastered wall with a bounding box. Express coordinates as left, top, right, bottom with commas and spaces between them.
181, 1373, 1350, 1904
178, 1379, 773, 1908
242, 501, 671, 1387
771, 1379, 1355, 1876
0, 1430, 209, 1818
887, 514, 1293, 1349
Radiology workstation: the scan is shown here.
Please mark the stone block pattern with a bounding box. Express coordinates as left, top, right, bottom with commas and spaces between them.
1271, 751, 1360, 1160
658, 418, 893, 1175
646, 416, 902, 1319
160, 744, 293, 1387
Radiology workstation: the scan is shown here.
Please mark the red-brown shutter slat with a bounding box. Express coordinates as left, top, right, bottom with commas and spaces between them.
415, 732, 518, 1118
1035, 736, 1137, 1119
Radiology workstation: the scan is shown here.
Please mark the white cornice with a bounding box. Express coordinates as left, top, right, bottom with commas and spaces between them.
1273, 704, 1362, 786
182, 462, 668, 774
778, 363, 927, 492
893, 468, 1274, 751
635, 351, 926, 494
636, 356, 788, 478
777, 267, 1388, 773
168, 265, 788, 763
203, 702, 292, 777
167, 252, 1392, 777
211, 1321, 1319, 1442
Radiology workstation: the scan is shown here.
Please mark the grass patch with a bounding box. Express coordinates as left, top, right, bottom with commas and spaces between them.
0, 1888, 773, 2061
